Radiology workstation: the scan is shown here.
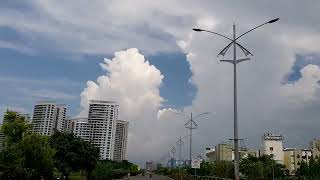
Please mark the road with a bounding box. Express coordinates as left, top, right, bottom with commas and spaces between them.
129, 174, 172, 180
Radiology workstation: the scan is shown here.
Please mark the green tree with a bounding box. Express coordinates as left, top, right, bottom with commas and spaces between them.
296, 157, 320, 179
212, 160, 234, 179
0, 110, 54, 179
90, 160, 140, 179
78, 139, 100, 177
240, 155, 285, 179
1, 110, 30, 144
18, 134, 55, 179
49, 131, 99, 179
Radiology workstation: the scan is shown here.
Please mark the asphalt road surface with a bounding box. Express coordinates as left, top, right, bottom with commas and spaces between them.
129, 174, 172, 180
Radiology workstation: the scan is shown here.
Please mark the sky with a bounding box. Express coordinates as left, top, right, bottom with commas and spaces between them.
1, 0, 320, 166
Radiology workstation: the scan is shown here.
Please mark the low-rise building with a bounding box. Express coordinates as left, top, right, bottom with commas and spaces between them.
216, 143, 233, 161
283, 148, 312, 175
205, 147, 216, 162
310, 138, 320, 159
206, 144, 257, 162
146, 161, 158, 171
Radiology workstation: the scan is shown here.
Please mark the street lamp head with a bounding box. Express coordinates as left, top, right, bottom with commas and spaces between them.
268, 18, 280, 24
193, 28, 203, 32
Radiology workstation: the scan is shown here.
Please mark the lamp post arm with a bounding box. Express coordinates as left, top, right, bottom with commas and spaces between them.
235, 22, 268, 40
200, 29, 233, 41
192, 112, 209, 119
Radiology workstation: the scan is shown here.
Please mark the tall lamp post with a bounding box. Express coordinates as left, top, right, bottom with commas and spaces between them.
193, 18, 279, 180
175, 112, 209, 165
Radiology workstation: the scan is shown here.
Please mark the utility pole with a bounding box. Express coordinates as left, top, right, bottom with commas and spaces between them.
175, 111, 209, 166
185, 113, 197, 165
171, 146, 176, 160
176, 136, 184, 166
176, 136, 184, 180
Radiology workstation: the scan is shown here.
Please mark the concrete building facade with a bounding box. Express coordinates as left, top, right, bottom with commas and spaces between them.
32, 102, 57, 136
283, 148, 313, 175
0, 131, 5, 151
310, 138, 320, 158
32, 102, 68, 136
262, 133, 284, 164
88, 100, 119, 160
113, 120, 129, 162
205, 147, 216, 162
53, 105, 67, 132
216, 143, 233, 161
71, 118, 91, 141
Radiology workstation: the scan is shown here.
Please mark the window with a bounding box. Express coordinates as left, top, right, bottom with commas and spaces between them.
297, 154, 300, 158
270, 147, 273, 152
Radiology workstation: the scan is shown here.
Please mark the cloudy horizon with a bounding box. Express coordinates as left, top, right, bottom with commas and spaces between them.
1, 0, 320, 166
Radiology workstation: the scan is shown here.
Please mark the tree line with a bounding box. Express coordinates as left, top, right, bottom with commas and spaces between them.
157, 154, 320, 180
0, 110, 139, 179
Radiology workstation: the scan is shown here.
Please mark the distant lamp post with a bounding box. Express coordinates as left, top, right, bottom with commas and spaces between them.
175, 112, 209, 165
193, 18, 279, 180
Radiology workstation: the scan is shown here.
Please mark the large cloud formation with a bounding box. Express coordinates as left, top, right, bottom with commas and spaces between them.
1, 0, 320, 165
80, 48, 182, 162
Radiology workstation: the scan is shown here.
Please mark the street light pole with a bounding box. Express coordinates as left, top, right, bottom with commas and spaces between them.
232, 23, 240, 179
176, 136, 184, 180
175, 111, 209, 165
193, 18, 279, 180
189, 113, 193, 164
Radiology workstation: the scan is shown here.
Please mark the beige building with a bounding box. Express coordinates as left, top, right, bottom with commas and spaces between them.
283, 148, 312, 175
207, 144, 257, 162
310, 138, 320, 159
216, 143, 233, 161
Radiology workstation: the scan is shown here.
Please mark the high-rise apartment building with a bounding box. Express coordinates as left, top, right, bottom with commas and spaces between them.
18, 113, 32, 124
113, 120, 129, 162
32, 102, 67, 136
262, 133, 284, 164
71, 118, 91, 141
88, 100, 119, 160
32, 102, 57, 136
53, 105, 67, 132
63, 117, 72, 132
0, 129, 5, 152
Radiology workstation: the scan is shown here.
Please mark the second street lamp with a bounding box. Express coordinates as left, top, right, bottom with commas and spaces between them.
193, 18, 279, 180
175, 112, 209, 165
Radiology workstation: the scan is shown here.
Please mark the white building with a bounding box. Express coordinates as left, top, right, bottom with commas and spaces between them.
88, 100, 119, 160
0, 130, 5, 151
113, 120, 129, 162
262, 133, 284, 164
63, 117, 72, 132
18, 113, 32, 124
53, 105, 67, 132
32, 102, 57, 136
205, 147, 216, 162
71, 118, 91, 141
32, 102, 68, 136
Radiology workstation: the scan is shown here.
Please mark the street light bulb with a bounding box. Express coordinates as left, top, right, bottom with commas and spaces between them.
193, 28, 203, 32
268, 18, 280, 24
